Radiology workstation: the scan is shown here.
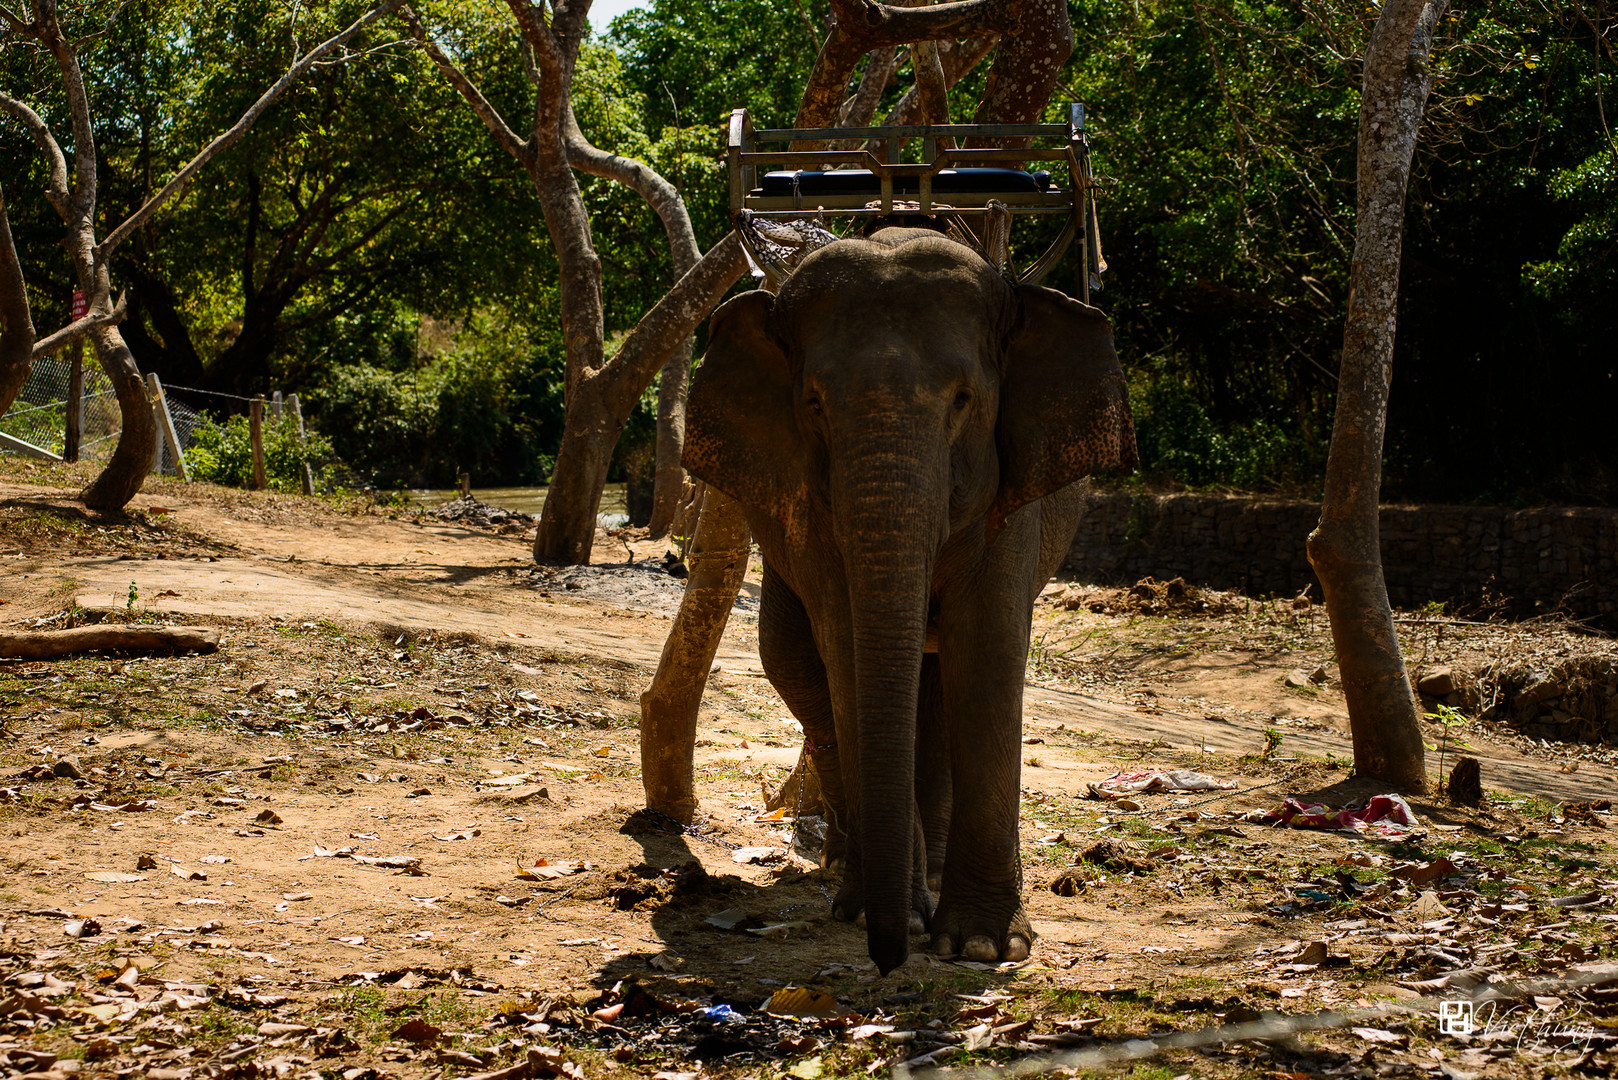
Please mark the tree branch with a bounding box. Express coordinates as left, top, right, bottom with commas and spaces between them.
36, 0, 100, 215
563, 106, 699, 275
600, 232, 749, 419
399, 4, 532, 163
96, 0, 409, 261
832, 0, 1022, 44
0, 3, 28, 34
30, 292, 128, 360
0, 89, 70, 211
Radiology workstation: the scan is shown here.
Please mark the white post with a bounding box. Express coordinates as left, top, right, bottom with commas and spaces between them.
145, 373, 190, 481
288, 393, 314, 497
271, 390, 284, 424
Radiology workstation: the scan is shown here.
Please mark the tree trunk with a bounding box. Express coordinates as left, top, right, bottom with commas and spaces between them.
208, 287, 291, 396
533, 233, 749, 563
0, 185, 35, 416
0, 624, 219, 658
649, 336, 693, 538
80, 307, 157, 510
970, 0, 1072, 134
639, 488, 751, 821
120, 265, 208, 387
1305, 0, 1448, 794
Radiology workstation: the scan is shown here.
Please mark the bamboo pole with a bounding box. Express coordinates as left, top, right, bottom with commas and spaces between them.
249, 395, 266, 490
64, 341, 83, 462
288, 393, 314, 496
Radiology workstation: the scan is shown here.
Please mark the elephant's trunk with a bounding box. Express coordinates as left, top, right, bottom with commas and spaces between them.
836, 436, 943, 976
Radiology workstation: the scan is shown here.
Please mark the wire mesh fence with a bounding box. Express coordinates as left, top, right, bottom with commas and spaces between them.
2, 357, 308, 481
0, 354, 122, 462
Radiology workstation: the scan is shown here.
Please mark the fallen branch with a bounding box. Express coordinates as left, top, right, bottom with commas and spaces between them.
0, 624, 219, 659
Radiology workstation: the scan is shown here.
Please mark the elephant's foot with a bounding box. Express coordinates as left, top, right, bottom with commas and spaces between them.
820, 830, 849, 873
929, 896, 1035, 963
833, 878, 934, 934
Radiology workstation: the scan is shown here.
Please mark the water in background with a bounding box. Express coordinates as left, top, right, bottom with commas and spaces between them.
408, 483, 630, 528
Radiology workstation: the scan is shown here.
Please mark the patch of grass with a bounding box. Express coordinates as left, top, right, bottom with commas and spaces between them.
328, 986, 391, 1036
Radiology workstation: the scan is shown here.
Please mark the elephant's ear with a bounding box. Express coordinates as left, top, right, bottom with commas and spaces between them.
684, 290, 802, 518
989, 285, 1138, 535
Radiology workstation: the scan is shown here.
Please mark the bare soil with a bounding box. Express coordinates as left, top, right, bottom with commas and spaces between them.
1, 460, 1614, 1080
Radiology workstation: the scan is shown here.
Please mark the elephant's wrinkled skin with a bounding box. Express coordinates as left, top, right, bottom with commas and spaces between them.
683, 228, 1137, 974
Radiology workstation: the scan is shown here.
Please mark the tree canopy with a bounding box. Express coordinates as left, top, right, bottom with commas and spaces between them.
2, 0, 1612, 505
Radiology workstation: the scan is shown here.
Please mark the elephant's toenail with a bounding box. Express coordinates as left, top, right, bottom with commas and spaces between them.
931, 933, 956, 957
963, 935, 998, 962
909, 912, 926, 933
833, 905, 856, 923
1004, 936, 1030, 962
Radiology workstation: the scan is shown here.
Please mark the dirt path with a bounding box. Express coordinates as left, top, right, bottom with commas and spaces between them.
9, 479, 1607, 806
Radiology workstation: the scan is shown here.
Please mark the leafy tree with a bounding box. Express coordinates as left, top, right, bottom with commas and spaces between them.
1, 0, 417, 508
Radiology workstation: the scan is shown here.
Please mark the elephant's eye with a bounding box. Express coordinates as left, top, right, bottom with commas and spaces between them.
953, 390, 972, 411
806, 394, 824, 416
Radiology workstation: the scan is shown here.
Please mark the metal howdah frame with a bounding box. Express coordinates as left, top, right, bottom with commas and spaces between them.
726, 103, 1105, 303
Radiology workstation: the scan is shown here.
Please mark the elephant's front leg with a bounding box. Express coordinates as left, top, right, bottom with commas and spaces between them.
929, 534, 1039, 963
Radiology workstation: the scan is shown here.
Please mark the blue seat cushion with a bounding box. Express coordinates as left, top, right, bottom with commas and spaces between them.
758, 167, 1051, 197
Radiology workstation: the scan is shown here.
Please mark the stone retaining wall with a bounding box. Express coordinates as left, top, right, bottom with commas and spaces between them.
1065, 492, 1618, 624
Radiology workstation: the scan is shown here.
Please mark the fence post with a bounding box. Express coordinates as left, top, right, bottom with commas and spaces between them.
65, 343, 83, 463
145, 373, 190, 482
288, 393, 314, 497
271, 391, 283, 424
250, 395, 266, 490
459, 472, 471, 498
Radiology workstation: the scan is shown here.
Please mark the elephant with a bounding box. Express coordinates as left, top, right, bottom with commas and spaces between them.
683, 226, 1137, 974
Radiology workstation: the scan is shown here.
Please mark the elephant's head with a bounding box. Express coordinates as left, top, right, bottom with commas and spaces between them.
683, 228, 1136, 971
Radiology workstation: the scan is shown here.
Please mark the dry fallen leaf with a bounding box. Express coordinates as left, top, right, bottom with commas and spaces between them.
84, 871, 145, 884
392, 1017, 442, 1045
516, 859, 592, 880
748, 921, 811, 940
732, 846, 784, 865
763, 987, 849, 1019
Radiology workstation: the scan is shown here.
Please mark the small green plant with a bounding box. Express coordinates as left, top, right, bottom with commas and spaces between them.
1425, 703, 1472, 786
126, 579, 138, 617
1261, 726, 1285, 758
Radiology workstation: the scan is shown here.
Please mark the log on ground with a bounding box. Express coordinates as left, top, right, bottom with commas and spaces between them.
0, 625, 220, 659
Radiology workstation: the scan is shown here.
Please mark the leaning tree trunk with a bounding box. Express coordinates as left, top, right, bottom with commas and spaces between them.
0, 186, 35, 414
75, 227, 157, 509
1306, 0, 1448, 794
639, 487, 752, 821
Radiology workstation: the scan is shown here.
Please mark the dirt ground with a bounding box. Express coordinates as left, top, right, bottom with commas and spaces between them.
1, 460, 1614, 1080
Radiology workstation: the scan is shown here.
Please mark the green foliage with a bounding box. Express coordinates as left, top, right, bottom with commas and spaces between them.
308, 306, 565, 488
1129, 367, 1325, 491
186, 414, 337, 493
4, 0, 1614, 502
606, 0, 829, 131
